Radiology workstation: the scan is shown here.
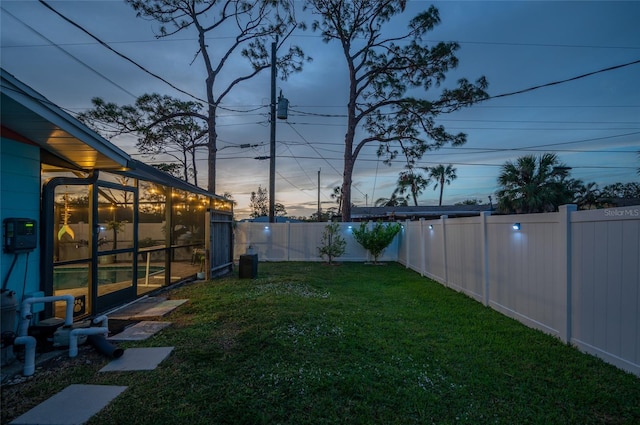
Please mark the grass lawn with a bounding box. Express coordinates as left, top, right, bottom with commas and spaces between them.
3, 262, 639, 424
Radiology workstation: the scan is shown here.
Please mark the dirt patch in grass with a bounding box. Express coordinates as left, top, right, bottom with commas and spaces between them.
217, 322, 240, 353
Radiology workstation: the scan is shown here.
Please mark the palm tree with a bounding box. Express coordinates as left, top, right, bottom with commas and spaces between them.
374, 192, 409, 207
222, 192, 237, 206
427, 164, 457, 206
395, 170, 430, 206
573, 181, 602, 210
496, 153, 573, 214
330, 186, 343, 213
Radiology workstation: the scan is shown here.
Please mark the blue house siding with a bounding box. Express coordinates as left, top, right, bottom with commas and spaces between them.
1, 138, 42, 311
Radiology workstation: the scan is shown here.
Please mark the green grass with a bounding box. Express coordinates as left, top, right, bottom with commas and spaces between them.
4, 262, 640, 424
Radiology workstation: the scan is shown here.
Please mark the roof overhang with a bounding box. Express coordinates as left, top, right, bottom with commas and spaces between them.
1, 68, 130, 170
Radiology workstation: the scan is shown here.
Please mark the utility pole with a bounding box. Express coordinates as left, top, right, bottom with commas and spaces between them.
269, 37, 277, 223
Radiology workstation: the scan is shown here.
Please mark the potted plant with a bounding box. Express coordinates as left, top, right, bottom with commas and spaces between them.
196, 250, 206, 280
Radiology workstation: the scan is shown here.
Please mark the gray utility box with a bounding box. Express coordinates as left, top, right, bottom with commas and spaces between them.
239, 254, 258, 279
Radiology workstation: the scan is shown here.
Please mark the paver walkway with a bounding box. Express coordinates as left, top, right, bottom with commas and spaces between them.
8, 298, 187, 424
9, 384, 128, 425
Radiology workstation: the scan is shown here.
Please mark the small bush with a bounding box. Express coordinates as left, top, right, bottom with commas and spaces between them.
352, 221, 401, 263
317, 222, 346, 265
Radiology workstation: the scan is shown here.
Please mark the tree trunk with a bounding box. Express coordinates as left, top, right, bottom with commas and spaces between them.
341, 155, 354, 222
191, 146, 198, 187
341, 55, 359, 222
206, 99, 217, 193
438, 177, 444, 206
182, 150, 189, 183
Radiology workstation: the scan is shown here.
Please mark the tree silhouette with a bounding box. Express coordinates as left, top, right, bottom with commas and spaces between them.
83, 0, 307, 192
306, 1, 488, 220
395, 169, 430, 206
427, 164, 457, 206
375, 192, 409, 207
496, 153, 573, 214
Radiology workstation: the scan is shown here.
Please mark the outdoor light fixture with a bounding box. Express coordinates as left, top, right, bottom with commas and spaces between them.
347, 225, 352, 229
512, 223, 521, 230
264, 226, 270, 230
429, 224, 434, 230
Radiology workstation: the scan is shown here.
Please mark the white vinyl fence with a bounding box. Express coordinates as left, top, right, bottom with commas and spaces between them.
234, 205, 640, 376
234, 222, 399, 263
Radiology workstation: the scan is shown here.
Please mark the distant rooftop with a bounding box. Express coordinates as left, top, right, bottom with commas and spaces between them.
352, 205, 493, 221
239, 216, 303, 223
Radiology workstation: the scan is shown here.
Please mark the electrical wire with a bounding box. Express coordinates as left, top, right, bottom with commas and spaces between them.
1, 7, 139, 100
2, 254, 19, 291
486, 59, 640, 102
36, 0, 255, 114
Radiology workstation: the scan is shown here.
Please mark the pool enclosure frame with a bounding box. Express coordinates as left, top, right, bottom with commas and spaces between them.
41, 164, 233, 317
1, 68, 233, 320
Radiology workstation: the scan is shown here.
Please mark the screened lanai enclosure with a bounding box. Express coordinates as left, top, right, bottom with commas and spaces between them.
42, 163, 233, 318
2, 67, 233, 325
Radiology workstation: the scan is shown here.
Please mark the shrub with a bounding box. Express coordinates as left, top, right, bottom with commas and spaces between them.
317, 222, 346, 265
352, 221, 401, 264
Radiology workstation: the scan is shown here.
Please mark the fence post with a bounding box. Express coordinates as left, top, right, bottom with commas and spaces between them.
419, 218, 425, 276
441, 215, 448, 286
286, 221, 291, 261
558, 204, 577, 343
480, 211, 491, 307
405, 219, 410, 268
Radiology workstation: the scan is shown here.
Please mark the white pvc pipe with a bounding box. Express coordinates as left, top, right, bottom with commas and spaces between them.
19, 295, 75, 337
14, 336, 36, 376
92, 315, 109, 329
69, 327, 108, 358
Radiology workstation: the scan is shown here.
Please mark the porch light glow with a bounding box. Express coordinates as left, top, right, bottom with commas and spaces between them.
512, 223, 521, 230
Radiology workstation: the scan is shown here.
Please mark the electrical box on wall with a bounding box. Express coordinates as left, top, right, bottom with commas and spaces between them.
3, 218, 37, 253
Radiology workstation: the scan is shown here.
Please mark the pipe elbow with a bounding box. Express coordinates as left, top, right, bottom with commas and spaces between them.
92, 315, 109, 328
14, 336, 36, 376
69, 327, 108, 358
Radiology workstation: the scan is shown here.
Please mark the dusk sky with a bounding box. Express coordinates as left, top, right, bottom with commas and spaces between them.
2, 1, 639, 219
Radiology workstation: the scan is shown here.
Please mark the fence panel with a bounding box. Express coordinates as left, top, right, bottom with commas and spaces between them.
571, 208, 640, 374
445, 216, 484, 302
401, 221, 421, 272
422, 219, 446, 283
487, 213, 565, 337
234, 222, 387, 262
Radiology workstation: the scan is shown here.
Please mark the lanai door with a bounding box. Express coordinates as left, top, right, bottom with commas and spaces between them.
94, 182, 137, 313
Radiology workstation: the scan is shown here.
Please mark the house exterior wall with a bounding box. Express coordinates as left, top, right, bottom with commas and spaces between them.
1, 138, 42, 328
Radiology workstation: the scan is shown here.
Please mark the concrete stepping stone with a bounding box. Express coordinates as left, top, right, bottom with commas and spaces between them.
10, 384, 127, 425
99, 347, 174, 372
108, 321, 171, 341
129, 299, 188, 320
108, 298, 188, 320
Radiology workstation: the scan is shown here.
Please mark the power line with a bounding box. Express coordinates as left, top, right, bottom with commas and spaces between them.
1, 7, 139, 100
289, 59, 640, 116
36, 0, 249, 114
487, 59, 640, 101
280, 143, 319, 191
285, 122, 370, 198
5, 34, 639, 51
282, 131, 640, 153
